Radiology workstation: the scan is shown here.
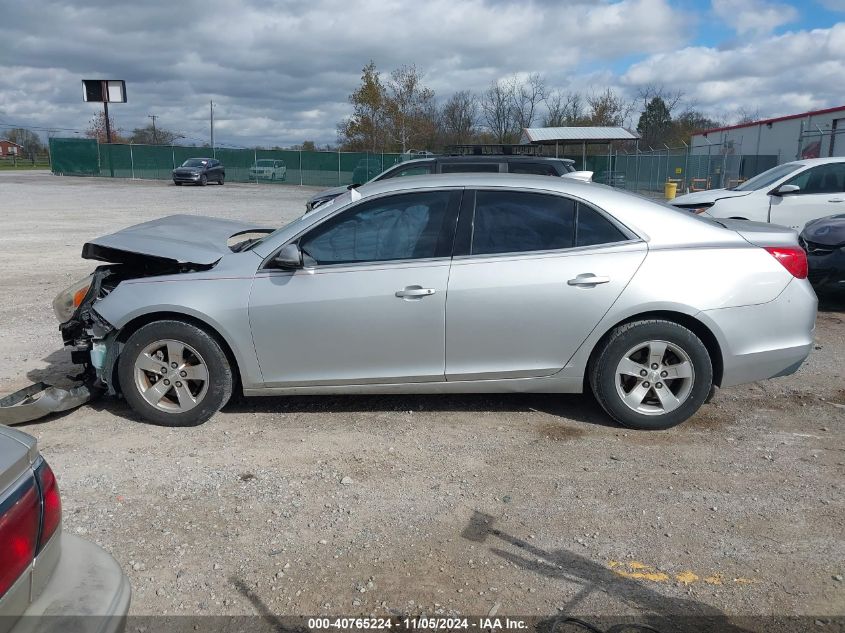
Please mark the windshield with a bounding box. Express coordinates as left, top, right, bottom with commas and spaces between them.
181, 159, 208, 167
732, 163, 803, 191
255, 160, 275, 167
245, 190, 357, 250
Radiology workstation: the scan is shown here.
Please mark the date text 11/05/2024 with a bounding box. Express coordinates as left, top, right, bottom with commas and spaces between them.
307, 617, 529, 630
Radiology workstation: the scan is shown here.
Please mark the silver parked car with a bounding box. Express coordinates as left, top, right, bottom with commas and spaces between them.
53, 175, 816, 430
0, 425, 130, 631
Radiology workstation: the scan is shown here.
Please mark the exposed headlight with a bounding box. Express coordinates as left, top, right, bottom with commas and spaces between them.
52, 274, 94, 323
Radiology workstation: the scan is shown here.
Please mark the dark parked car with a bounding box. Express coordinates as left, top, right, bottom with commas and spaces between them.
0, 425, 130, 631
800, 213, 845, 293
172, 158, 225, 186
306, 155, 577, 211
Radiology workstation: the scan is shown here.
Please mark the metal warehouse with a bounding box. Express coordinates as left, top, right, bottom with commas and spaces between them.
691, 105, 845, 163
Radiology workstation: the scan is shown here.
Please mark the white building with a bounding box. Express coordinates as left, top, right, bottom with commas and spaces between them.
690, 105, 845, 162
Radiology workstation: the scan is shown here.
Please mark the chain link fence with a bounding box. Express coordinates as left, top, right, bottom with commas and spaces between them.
600, 147, 779, 194
49, 138, 407, 187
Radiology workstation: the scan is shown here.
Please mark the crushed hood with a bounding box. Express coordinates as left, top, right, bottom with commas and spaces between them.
82, 214, 273, 266
672, 188, 752, 205
801, 213, 845, 246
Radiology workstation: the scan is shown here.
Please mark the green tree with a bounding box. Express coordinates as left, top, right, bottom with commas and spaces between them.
300, 140, 316, 151
337, 61, 387, 152
637, 96, 673, 147
129, 123, 179, 145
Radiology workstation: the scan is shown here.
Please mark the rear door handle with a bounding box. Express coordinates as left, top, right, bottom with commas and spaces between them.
567, 274, 610, 287
395, 286, 436, 299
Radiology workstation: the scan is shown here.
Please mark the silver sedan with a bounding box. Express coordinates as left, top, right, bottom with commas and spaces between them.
53, 174, 817, 430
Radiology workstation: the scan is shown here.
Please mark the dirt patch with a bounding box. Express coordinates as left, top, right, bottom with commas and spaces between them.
536, 422, 587, 442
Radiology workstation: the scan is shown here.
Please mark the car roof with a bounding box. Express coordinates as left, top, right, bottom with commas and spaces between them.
354, 172, 734, 248
435, 155, 574, 164
785, 156, 845, 168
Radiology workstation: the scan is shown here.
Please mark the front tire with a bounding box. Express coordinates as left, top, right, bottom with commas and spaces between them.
589, 319, 713, 430
117, 320, 232, 426
199, 174, 207, 186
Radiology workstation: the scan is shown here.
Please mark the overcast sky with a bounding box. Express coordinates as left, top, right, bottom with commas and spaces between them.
1, 0, 844, 148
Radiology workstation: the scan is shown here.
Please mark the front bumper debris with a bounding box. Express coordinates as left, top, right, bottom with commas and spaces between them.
0, 382, 94, 425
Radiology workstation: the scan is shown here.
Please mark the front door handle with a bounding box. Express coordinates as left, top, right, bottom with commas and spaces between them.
395, 286, 436, 299
567, 274, 610, 287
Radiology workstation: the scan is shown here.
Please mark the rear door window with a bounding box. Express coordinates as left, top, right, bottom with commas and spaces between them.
508, 162, 558, 176
471, 191, 575, 255
575, 204, 627, 246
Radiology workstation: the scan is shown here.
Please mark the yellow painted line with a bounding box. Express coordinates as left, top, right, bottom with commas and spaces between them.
608, 561, 756, 587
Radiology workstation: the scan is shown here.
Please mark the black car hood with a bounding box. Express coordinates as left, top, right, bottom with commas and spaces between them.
82, 214, 273, 266
802, 214, 845, 247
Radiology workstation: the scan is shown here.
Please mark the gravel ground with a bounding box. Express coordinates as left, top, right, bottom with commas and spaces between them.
1, 171, 843, 629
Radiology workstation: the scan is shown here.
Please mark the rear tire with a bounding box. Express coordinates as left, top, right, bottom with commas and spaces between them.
117, 320, 232, 426
218, 174, 225, 185
589, 319, 712, 430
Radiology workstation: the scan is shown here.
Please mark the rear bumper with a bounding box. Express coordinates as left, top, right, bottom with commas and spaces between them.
9, 534, 130, 633
806, 247, 845, 291
700, 278, 817, 388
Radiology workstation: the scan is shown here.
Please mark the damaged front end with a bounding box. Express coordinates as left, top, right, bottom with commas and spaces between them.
1, 213, 273, 423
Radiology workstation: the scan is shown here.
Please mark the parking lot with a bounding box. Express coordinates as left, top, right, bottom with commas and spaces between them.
1, 171, 843, 628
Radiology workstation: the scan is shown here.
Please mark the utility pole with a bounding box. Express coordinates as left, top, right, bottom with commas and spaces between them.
210, 101, 215, 157
148, 114, 158, 144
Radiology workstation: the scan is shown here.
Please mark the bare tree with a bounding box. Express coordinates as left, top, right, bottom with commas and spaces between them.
510, 73, 546, 131
385, 65, 436, 153
636, 84, 685, 116
586, 88, 635, 127
734, 107, 761, 124
543, 90, 586, 127
440, 90, 478, 146
480, 79, 518, 143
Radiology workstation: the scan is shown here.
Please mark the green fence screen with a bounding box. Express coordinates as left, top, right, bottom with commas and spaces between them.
49, 138, 406, 187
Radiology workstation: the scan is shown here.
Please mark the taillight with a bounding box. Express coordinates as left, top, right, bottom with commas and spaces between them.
764, 246, 808, 279
36, 461, 61, 552
0, 477, 39, 598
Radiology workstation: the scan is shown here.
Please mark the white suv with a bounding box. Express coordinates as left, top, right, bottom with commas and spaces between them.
671, 157, 845, 231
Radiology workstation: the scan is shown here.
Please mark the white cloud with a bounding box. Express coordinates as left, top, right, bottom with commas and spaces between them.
712, 0, 798, 36
623, 24, 845, 122
0, 0, 690, 146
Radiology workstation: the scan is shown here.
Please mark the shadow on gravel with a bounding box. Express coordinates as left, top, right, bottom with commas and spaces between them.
223, 392, 620, 428
462, 511, 753, 633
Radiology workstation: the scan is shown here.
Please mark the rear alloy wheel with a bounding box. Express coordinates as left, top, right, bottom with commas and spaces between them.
118, 320, 232, 426
590, 319, 712, 430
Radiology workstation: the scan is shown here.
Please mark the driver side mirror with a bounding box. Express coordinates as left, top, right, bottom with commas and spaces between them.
773, 184, 800, 196
273, 243, 303, 269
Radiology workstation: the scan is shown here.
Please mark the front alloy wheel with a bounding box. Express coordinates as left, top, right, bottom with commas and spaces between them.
118, 320, 232, 426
